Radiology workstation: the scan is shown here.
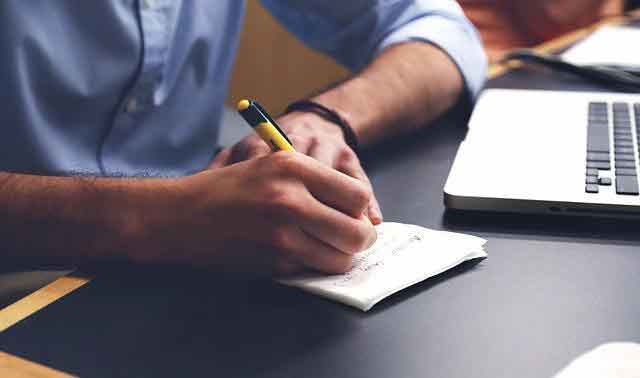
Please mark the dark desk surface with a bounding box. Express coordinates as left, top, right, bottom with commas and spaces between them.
3, 29, 640, 378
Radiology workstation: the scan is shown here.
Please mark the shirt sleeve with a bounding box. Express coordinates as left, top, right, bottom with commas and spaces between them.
260, 0, 487, 101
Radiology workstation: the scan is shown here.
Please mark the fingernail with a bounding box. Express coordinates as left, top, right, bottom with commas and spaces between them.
369, 207, 383, 225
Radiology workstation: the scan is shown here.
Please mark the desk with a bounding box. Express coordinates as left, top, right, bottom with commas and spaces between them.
2, 16, 640, 378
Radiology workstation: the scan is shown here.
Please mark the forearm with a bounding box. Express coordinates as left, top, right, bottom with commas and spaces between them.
0, 172, 170, 262
312, 42, 463, 146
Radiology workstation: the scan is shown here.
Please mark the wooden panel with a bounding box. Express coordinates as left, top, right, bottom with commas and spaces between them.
226, 1, 350, 114
0, 351, 71, 378
0, 274, 90, 333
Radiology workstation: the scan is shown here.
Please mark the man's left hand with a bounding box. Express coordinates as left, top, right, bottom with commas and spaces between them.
210, 111, 383, 225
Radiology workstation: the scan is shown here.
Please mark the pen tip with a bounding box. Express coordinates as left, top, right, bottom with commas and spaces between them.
237, 99, 250, 111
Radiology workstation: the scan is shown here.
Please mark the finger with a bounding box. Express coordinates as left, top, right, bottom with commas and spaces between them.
292, 154, 371, 218
337, 157, 383, 225
229, 141, 250, 164
276, 226, 354, 274
209, 148, 232, 169
294, 192, 377, 255
229, 136, 272, 164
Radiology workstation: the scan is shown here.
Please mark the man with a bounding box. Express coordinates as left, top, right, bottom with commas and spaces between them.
0, 1, 486, 275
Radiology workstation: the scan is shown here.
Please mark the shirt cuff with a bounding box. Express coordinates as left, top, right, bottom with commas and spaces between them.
376, 15, 488, 102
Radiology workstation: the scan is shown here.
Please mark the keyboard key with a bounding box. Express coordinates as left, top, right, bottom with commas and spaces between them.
590, 121, 609, 128
589, 115, 608, 122
586, 168, 598, 176
616, 176, 640, 195
586, 184, 599, 193
615, 153, 636, 162
615, 161, 636, 169
616, 147, 635, 154
586, 176, 598, 184
616, 168, 637, 176
615, 140, 633, 148
614, 122, 632, 129
587, 161, 611, 170
588, 127, 610, 152
613, 126, 631, 131
587, 152, 610, 162
614, 135, 633, 142
599, 177, 612, 186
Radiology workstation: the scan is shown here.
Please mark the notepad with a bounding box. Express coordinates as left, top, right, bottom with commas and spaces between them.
278, 222, 487, 311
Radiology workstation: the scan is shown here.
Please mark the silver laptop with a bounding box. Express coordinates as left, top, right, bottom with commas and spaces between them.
444, 89, 640, 218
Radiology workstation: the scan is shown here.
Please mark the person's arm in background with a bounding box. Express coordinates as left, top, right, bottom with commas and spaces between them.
213, 0, 487, 223
511, 0, 625, 42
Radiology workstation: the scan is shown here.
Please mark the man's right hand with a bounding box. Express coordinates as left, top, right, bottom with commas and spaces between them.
135, 152, 377, 276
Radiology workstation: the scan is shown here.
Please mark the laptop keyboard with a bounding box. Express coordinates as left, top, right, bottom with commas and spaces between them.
585, 102, 640, 195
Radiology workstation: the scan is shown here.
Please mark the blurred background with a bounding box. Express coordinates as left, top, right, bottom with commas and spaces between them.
227, 2, 350, 114
227, 1, 639, 114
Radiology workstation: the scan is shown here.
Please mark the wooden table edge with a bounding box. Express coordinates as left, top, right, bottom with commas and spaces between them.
0, 351, 73, 377
0, 274, 91, 333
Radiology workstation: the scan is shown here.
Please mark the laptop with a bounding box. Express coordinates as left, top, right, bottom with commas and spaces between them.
444, 89, 640, 218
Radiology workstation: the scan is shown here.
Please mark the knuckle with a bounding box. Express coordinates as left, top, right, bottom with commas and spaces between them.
262, 183, 303, 218
338, 146, 356, 164
268, 151, 303, 176
351, 182, 372, 208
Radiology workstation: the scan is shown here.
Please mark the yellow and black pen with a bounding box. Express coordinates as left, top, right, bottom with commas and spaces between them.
237, 99, 295, 152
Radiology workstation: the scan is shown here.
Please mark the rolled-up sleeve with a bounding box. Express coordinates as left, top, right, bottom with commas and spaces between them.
260, 0, 487, 100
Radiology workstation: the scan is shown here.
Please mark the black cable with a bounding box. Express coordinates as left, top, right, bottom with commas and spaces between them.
501, 49, 640, 93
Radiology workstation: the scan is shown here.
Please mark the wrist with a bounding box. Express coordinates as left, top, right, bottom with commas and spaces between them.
285, 100, 360, 152
282, 111, 345, 140
108, 177, 183, 263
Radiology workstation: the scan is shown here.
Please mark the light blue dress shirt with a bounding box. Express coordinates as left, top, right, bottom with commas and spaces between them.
0, 0, 486, 177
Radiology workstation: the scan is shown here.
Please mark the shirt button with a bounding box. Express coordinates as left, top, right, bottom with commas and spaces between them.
125, 98, 138, 113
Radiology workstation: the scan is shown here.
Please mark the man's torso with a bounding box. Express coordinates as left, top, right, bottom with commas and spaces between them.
0, 0, 244, 176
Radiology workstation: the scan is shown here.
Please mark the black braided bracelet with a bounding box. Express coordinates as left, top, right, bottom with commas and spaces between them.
285, 100, 359, 153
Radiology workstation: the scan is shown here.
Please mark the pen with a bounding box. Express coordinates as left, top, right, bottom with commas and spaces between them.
237, 99, 296, 152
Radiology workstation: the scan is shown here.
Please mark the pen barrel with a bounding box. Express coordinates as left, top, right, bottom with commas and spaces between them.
237, 108, 261, 127
255, 122, 296, 152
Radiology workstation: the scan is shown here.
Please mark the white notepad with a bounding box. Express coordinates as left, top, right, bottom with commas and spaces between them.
278, 222, 487, 311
